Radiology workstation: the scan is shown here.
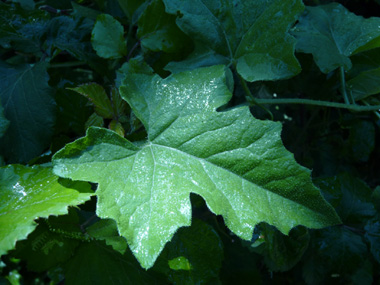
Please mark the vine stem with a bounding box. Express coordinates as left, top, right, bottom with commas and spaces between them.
254, 98, 380, 112
233, 63, 274, 119
340, 66, 351, 104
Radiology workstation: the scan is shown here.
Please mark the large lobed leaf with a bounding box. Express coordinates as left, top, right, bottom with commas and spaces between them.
53, 65, 340, 268
163, 0, 303, 82
0, 165, 93, 256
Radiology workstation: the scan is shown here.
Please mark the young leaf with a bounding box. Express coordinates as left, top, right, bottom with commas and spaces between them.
53, 65, 340, 269
0, 62, 55, 163
292, 3, 380, 73
69, 83, 114, 119
163, 0, 303, 82
0, 165, 93, 257
91, 14, 127, 59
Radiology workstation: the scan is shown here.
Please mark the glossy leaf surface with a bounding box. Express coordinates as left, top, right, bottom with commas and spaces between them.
292, 3, 380, 73
53, 65, 340, 268
0, 165, 93, 256
163, 0, 303, 81
0, 62, 55, 163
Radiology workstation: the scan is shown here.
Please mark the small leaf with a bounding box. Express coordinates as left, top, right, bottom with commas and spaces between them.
292, 3, 380, 73
53, 65, 340, 269
86, 219, 128, 254
108, 120, 125, 137
69, 83, 114, 119
91, 14, 127, 59
0, 165, 93, 256
0, 62, 55, 163
168, 256, 192, 271
110, 87, 127, 117
85, 113, 104, 130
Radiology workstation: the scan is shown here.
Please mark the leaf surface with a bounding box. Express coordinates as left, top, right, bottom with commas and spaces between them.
91, 14, 127, 59
163, 0, 303, 81
53, 65, 340, 268
292, 3, 380, 73
0, 101, 9, 138
0, 62, 55, 163
0, 165, 93, 256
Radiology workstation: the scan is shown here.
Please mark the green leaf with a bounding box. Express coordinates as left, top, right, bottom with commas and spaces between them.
0, 62, 55, 163
0, 165, 93, 256
303, 226, 368, 282
347, 67, 380, 100
53, 65, 340, 269
348, 121, 375, 162
153, 219, 223, 284
0, 101, 9, 138
12, 0, 35, 10
163, 0, 303, 82
0, 2, 48, 55
315, 173, 376, 224
292, 3, 380, 73
137, 0, 191, 53
116, 0, 146, 22
14, 216, 80, 272
365, 218, 380, 264
91, 14, 127, 59
86, 219, 128, 254
69, 83, 114, 119
63, 241, 159, 284
250, 224, 310, 272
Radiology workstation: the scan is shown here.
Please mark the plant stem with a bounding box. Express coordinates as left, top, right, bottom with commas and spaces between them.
234, 66, 274, 119
255, 98, 380, 112
340, 66, 351, 104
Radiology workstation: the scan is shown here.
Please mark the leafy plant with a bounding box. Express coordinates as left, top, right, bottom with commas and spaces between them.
1, 0, 380, 283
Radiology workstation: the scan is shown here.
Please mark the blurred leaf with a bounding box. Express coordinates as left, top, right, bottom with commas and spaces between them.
315, 173, 376, 224
64, 241, 158, 284
364, 218, 380, 263
163, 0, 303, 81
116, 0, 146, 22
0, 2, 48, 55
302, 226, 368, 284
0, 62, 55, 163
14, 216, 80, 272
12, 0, 35, 10
91, 14, 127, 59
153, 219, 223, 284
108, 120, 125, 137
292, 3, 380, 73
0, 101, 9, 138
137, 0, 191, 53
250, 224, 310, 272
348, 120, 375, 162
0, 165, 93, 256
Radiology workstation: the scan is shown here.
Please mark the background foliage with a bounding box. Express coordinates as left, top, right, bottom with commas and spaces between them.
1, 0, 380, 284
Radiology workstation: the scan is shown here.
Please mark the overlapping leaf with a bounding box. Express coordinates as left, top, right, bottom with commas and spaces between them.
0, 165, 93, 256
0, 62, 55, 163
53, 65, 340, 268
292, 3, 380, 73
163, 0, 303, 81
